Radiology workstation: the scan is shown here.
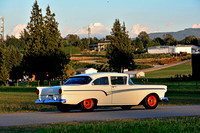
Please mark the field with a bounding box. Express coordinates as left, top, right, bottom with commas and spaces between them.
0, 116, 200, 132
145, 61, 192, 78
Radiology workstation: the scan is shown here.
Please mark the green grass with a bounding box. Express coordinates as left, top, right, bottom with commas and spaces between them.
64, 46, 80, 55
0, 92, 57, 113
145, 62, 192, 78
0, 116, 200, 132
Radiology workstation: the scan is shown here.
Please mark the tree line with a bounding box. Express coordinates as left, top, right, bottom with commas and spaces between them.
1, 0, 200, 85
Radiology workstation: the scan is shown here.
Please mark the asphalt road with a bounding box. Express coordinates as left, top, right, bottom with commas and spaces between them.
0, 105, 200, 127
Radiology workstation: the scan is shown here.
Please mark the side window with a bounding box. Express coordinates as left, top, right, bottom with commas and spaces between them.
93, 77, 109, 85
111, 76, 127, 85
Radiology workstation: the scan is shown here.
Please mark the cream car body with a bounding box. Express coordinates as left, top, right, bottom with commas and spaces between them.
36, 73, 168, 111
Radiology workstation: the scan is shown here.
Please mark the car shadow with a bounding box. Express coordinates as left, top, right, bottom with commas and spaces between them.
52, 107, 146, 114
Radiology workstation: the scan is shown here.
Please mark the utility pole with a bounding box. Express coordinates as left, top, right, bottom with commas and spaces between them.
88, 26, 91, 47
0, 17, 5, 42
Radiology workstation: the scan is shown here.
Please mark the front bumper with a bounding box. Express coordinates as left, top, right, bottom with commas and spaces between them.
160, 97, 169, 102
35, 99, 66, 104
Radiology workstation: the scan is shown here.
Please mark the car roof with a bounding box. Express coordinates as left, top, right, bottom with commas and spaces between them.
72, 72, 129, 79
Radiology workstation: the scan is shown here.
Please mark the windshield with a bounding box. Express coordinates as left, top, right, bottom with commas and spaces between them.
63, 76, 92, 85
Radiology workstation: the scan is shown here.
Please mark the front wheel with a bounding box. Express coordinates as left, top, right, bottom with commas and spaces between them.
143, 94, 158, 109
57, 104, 71, 112
80, 99, 96, 112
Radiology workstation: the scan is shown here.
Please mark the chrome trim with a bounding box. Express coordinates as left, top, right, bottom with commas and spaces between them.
161, 97, 169, 102
64, 88, 166, 96
35, 99, 66, 104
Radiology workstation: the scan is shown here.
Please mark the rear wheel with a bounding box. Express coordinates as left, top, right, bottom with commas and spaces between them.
80, 99, 96, 112
121, 105, 132, 110
57, 104, 71, 112
143, 94, 158, 109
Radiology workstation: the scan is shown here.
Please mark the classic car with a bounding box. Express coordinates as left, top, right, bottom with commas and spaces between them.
35, 73, 168, 112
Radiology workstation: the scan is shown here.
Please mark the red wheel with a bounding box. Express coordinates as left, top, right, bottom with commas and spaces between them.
143, 94, 158, 109
80, 99, 96, 112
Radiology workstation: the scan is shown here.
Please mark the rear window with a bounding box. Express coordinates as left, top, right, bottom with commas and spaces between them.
63, 76, 92, 85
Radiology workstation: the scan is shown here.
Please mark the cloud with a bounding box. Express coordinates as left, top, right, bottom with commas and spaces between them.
129, 24, 152, 38
75, 23, 111, 38
61, 27, 72, 37
166, 22, 174, 27
192, 24, 200, 28
8, 24, 27, 38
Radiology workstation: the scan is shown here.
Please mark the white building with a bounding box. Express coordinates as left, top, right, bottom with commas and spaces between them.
175, 45, 200, 54
148, 45, 200, 54
148, 46, 175, 54
124, 71, 145, 78
76, 68, 98, 75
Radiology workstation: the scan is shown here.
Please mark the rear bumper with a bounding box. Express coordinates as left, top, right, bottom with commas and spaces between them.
160, 97, 169, 102
35, 99, 66, 104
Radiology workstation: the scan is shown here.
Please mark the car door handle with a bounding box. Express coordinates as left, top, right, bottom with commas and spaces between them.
111, 86, 116, 88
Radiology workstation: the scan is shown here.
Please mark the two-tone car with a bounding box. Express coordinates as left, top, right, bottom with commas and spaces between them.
35, 73, 168, 112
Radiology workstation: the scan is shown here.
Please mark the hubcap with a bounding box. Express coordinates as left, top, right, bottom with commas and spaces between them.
148, 95, 157, 107
83, 99, 94, 109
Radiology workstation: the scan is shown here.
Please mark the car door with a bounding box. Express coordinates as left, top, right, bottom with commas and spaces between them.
91, 76, 112, 104
111, 76, 133, 104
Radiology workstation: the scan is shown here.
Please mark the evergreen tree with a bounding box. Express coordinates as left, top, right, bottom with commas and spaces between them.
106, 19, 135, 72
6, 35, 25, 53
23, 1, 69, 84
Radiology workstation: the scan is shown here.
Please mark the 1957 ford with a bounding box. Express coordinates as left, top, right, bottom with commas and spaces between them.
35, 73, 168, 112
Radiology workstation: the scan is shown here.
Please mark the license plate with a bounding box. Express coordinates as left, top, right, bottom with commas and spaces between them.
48, 95, 53, 100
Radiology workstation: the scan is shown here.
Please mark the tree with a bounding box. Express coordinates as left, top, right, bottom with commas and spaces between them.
23, 1, 70, 84
138, 31, 151, 51
80, 38, 89, 50
163, 34, 177, 46
106, 19, 135, 72
0, 43, 9, 84
91, 37, 99, 44
0, 42, 22, 84
62, 64, 75, 80
134, 37, 144, 53
153, 37, 164, 46
180, 35, 198, 45
65, 34, 81, 47
6, 35, 26, 53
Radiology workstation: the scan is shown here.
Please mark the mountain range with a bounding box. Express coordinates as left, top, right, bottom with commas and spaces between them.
149, 28, 200, 41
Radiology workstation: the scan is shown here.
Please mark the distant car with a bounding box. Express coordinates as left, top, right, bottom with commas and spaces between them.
35, 73, 168, 112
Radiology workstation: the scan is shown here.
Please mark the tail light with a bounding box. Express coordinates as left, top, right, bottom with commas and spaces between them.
36, 90, 39, 95
59, 88, 62, 94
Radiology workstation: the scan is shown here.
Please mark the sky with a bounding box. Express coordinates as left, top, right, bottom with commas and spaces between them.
0, 0, 200, 39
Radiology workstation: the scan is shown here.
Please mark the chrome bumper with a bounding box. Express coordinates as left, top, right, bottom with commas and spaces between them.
35, 99, 66, 104
161, 97, 169, 102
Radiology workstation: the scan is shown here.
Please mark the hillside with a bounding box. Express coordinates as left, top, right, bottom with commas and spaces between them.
149, 28, 200, 41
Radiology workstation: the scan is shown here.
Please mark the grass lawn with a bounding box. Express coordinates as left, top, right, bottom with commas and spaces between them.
0, 116, 199, 132
0, 92, 57, 113
145, 61, 192, 78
